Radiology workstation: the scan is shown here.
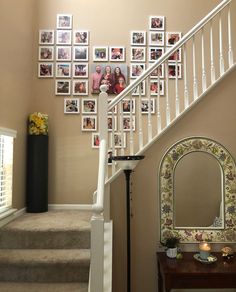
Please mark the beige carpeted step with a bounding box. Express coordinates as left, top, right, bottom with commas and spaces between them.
0, 210, 91, 249
0, 249, 90, 282
0, 282, 88, 292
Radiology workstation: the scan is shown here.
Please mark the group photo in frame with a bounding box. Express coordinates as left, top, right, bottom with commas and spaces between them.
91, 63, 128, 94
73, 46, 89, 61
149, 32, 165, 46
73, 30, 89, 45
73, 63, 88, 78
122, 99, 135, 114
130, 47, 146, 62
56, 46, 71, 61
56, 30, 72, 45
123, 116, 136, 131
82, 98, 97, 114
92, 133, 100, 148
150, 80, 164, 96
130, 31, 146, 46
56, 63, 71, 78
109, 47, 125, 62
39, 30, 54, 45
166, 32, 182, 46
38, 46, 54, 61
82, 116, 97, 131
57, 14, 73, 29
93, 46, 108, 62
73, 80, 88, 95
64, 98, 80, 114
141, 98, 156, 114
38, 63, 53, 78
55, 80, 71, 95
149, 16, 165, 30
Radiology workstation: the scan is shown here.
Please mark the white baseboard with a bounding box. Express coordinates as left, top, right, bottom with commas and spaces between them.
48, 204, 93, 211
0, 207, 26, 228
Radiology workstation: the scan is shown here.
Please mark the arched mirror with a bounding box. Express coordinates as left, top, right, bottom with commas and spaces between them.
159, 137, 236, 243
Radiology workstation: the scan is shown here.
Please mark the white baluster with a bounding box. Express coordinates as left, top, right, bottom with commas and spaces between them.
192, 35, 198, 100
165, 61, 170, 125
148, 77, 152, 142
119, 103, 125, 156
210, 20, 216, 83
219, 11, 225, 75
157, 68, 162, 134
183, 44, 189, 109
175, 58, 180, 117
129, 95, 134, 155
228, 3, 234, 67
201, 28, 207, 92
111, 108, 116, 175
138, 84, 143, 149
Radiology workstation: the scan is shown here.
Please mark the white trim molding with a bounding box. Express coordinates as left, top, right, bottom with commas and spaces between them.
48, 204, 93, 210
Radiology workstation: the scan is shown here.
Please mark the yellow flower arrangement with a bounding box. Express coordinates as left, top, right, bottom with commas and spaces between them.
28, 112, 48, 135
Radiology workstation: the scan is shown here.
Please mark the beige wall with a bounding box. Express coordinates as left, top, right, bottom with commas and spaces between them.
111, 68, 236, 292
0, 0, 36, 209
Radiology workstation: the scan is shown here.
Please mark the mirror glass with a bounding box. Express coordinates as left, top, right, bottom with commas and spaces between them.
174, 152, 223, 228
160, 137, 236, 243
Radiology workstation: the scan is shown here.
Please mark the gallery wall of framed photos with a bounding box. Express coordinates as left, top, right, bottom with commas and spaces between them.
38, 13, 182, 154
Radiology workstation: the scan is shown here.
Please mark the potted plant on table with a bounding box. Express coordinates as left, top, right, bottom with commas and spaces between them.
161, 236, 180, 258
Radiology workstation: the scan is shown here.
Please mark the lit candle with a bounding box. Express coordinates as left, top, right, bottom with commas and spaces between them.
199, 241, 211, 260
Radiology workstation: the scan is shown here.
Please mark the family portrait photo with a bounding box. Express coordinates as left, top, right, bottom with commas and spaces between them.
82, 116, 97, 131
130, 47, 146, 62
149, 47, 164, 62
122, 99, 135, 114
57, 14, 72, 29
93, 46, 108, 61
56, 63, 71, 78
55, 80, 71, 95
73, 30, 89, 45
91, 64, 128, 94
73, 63, 88, 78
131, 31, 146, 46
166, 32, 182, 46
38, 63, 53, 78
107, 116, 117, 131
109, 47, 125, 61
150, 80, 164, 96
149, 32, 165, 46
130, 63, 145, 78
73, 80, 88, 95
110, 132, 126, 148
56, 30, 72, 45
39, 30, 54, 45
39, 46, 54, 61
168, 64, 182, 78
56, 46, 71, 61
141, 98, 155, 114
82, 99, 97, 114
149, 16, 165, 30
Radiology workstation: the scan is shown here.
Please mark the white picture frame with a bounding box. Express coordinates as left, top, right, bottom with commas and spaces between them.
73, 63, 88, 78
108, 99, 118, 114
148, 47, 164, 62
73, 30, 89, 45
149, 31, 165, 46
56, 63, 71, 78
38, 46, 54, 61
150, 80, 164, 96
81, 116, 97, 131
64, 98, 80, 114
130, 63, 146, 78
82, 98, 97, 114
122, 116, 136, 131
122, 99, 135, 114
167, 48, 182, 62
72, 80, 88, 95
107, 116, 117, 131
39, 30, 54, 45
131, 80, 146, 96
38, 62, 54, 78
56, 14, 73, 30
168, 64, 182, 79
149, 63, 164, 79
73, 46, 89, 61
130, 47, 146, 62
149, 16, 165, 31
109, 46, 125, 62
110, 132, 126, 148
130, 31, 146, 46
93, 46, 108, 61
166, 32, 182, 46
56, 30, 72, 45
141, 98, 156, 114
92, 133, 100, 148
55, 80, 71, 95
56, 46, 71, 61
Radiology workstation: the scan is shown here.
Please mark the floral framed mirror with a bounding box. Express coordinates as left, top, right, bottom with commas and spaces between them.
159, 137, 236, 243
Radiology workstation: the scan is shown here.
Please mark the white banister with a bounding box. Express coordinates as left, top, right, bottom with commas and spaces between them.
119, 103, 125, 156
175, 59, 180, 117
201, 28, 207, 92
192, 35, 198, 100
183, 44, 189, 109
129, 96, 134, 154
157, 70, 162, 134
148, 77, 152, 142
219, 11, 225, 75
138, 84, 144, 148
165, 61, 170, 125
210, 20, 216, 83
227, 3, 234, 67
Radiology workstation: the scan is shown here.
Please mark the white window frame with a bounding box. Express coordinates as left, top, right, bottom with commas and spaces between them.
0, 127, 17, 214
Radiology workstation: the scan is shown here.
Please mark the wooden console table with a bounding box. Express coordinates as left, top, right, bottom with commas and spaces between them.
157, 252, 236, 292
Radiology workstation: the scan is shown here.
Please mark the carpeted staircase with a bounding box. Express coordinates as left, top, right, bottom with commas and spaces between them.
0, 210, 91, 292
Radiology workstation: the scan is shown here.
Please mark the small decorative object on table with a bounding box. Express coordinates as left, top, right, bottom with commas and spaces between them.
222, 246, 234, 260
161, 236, 180, 258
26, 112, 49, 213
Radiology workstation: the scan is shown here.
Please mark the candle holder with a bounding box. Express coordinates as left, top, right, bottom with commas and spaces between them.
199, 241, 211, 260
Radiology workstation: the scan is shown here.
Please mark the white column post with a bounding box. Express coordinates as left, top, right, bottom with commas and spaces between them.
228, 3, 234, 67
210, 20, 216, 84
